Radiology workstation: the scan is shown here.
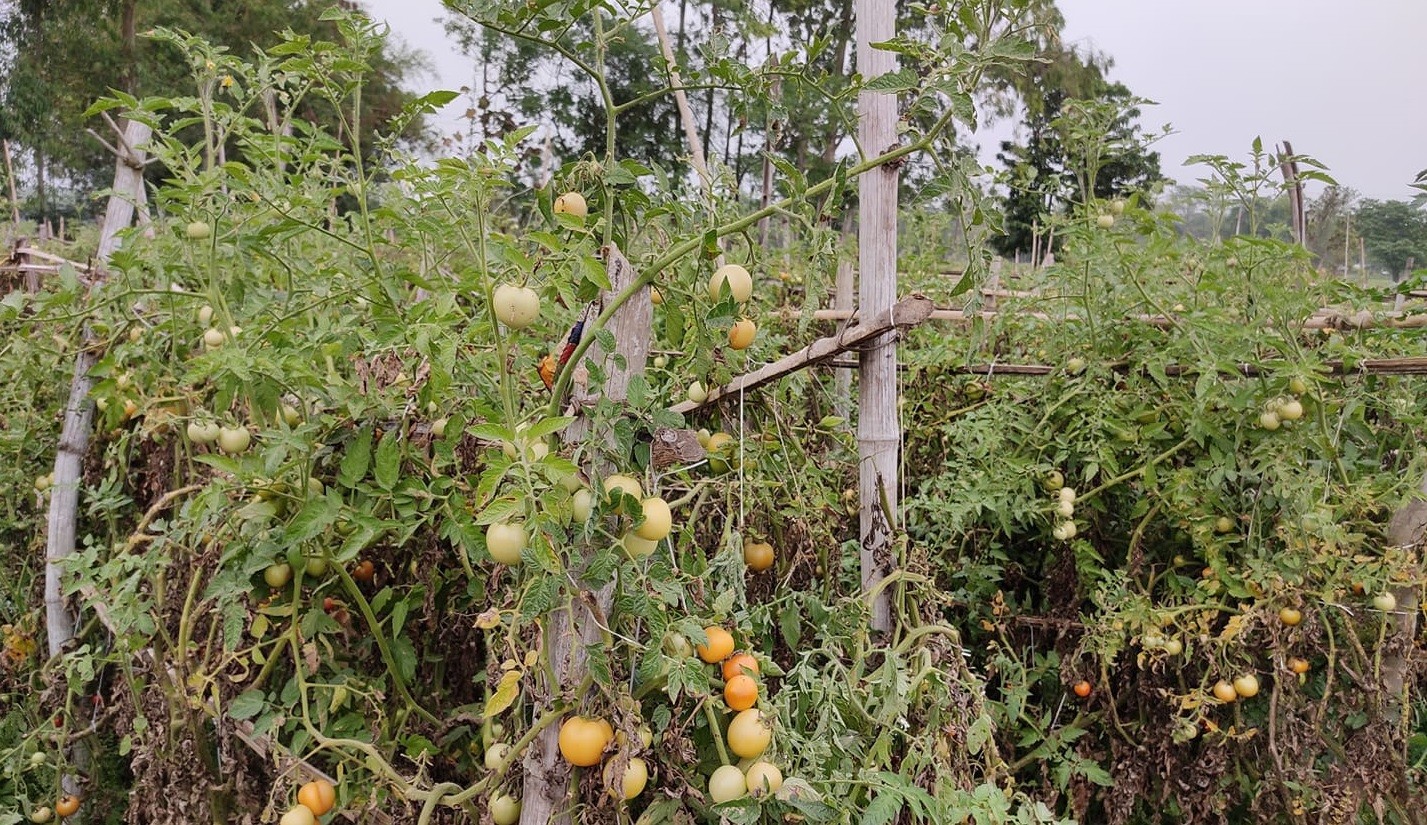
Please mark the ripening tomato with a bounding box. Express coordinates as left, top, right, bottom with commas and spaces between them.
721, 653, 760, 681
696, 626, 735, 663
1072, 680, 1092, 698
279, 805, 315, 825
490, 794, 521, 825
605, 756, 649, 800
1288, 657, 1310, 675
553, 191, 588, 218
55, 796, 81, 818
709, 264, 753, 303
635, 496, 673, 541
558, 716, 613, 767
296, 779, 335, 816
708, 764, 746, 803
745, 761, 783, 798
1212, 680, 1238, 703
353, 560, 376, 583
726, 709, 771, 759
1278, 607, 1302, 627
727, 319, 757, 350
724, 674, 758, 711
742, 541, 774, 572
1232, 673, 1260, 698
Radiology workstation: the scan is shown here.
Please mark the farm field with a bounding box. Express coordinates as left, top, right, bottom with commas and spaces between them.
1, 2, 1426, 824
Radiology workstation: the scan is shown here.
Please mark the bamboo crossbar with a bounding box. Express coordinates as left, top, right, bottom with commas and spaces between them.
812, 307, 1427, 331
671, 294, 936, 414
950, 356, 1427, 378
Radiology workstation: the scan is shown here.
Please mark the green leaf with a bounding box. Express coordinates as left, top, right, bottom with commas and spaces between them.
390, 636, 417, 684
374, 432, 402, 490
862, 68, 918, 94
339, 427, 373, 488
228, 689, 267, 721
525, 416, 574, 439
285, 496, 338, 544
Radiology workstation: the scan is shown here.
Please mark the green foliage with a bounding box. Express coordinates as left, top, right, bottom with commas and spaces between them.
991, 40, 1166, 258
3, 3, 1424, 824
902, 158, 1427, 821
1353, 199, 1427, 280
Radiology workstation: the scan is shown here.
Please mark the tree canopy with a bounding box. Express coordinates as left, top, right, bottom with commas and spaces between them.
0, 0, 426, 222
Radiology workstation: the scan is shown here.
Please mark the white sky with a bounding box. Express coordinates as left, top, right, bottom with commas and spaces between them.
364, 0, 1426, 201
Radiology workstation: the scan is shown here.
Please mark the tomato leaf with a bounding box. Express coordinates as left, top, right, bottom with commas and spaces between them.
227, 689, 266, 721
374, 433, 402, 490
483, 669, 522, 719
390, 636, 417, 684
338, 427, 373, 488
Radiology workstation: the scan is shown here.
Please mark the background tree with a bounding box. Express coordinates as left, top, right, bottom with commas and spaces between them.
991, 43, 1164, 258
1304, 185, 1358, 274
1353, 199, 1427, 280
0, 0, 425, 223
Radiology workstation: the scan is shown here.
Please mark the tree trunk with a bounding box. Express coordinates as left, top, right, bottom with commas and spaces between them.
120, 0, 138, 96
854, 0, 898, 634
521, 246, 651, 825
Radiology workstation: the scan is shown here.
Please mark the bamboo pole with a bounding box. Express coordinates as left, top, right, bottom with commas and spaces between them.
650, 3, 713, 190
855, 0, 898, 634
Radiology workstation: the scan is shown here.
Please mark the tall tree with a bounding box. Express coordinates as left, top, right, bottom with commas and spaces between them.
1304, 185, 1359, 275
991, 43, 1163, 258
1353, 199, 1427, 280
0, 0, 425, 222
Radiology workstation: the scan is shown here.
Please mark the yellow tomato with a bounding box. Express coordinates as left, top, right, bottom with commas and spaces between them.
727, 318, 757, 350
635, 496, 673, 541
726, 709, 772, 759
558, 716, 612, 767
296, 779, 335, 816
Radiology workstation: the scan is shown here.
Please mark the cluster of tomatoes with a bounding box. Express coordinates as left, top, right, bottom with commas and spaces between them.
26, 793, 80, 823
278, 778, 336, 825
693, 626, 785, 803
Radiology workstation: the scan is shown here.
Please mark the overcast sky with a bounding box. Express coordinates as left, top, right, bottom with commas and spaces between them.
364, 0, 1425, 201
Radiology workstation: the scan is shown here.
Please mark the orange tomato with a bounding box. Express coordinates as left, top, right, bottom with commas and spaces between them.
742, 541, 774, 572
1288, 657, 1310, 675
352, 560, 376, 583
55, 797, 80, 818
558, 716, 613, 767
721, 653, 760, 681
297, 778, 336, 816
724, 674, 758, 711
1072, 680, 1092, 698
696, 626, 735, 663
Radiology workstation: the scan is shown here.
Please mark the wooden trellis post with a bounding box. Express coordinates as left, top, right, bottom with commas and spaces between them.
42, 115, 150, 822
855, 0, 899, 634
520, 245, 651, 825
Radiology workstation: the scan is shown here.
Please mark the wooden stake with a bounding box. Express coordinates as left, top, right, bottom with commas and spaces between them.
855, 0, 899, 633
651, 3, 713, 190
833, 222, 855, 419
520, 245, 650, 825
42, 115, 150, 819
3, 140, 19, 228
